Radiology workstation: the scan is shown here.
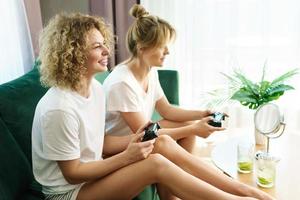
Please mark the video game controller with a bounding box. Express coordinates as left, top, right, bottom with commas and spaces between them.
142, 122, 160, 142
208, 112, 225, 127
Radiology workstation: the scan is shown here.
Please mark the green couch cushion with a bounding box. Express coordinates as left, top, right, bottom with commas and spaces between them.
0, 64, 46, 199
0, 118, 33, 200
20, 189, 44, 200
158, 70, 179, 105
0, 66, 48, 163
152, 70, 179, 121
133, 185, 159, 200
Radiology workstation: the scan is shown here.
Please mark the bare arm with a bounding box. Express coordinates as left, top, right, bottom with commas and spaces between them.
121, 111, 224, 140
103, 134, 133, 156
57, 151, 131, 184
121, 112, 148, 134
155, 96, 211, 122
121, 111, 192, 140
58, 133, 155, 184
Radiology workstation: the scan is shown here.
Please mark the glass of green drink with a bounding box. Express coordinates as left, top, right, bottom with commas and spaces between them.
237, 142, 254, 173
255, 152, 279, 188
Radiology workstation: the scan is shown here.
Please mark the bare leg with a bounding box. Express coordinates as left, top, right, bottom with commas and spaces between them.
177, 134, 196, 153
158, 119, 196, 199
76, 154, 257, 200
152, 135, 275, 200
159, 119, 196, 153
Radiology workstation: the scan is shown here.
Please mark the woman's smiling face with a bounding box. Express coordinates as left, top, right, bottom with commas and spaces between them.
85, 28, 109, 75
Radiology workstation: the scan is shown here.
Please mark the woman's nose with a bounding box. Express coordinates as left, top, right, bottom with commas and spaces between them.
164, 47, 169, 55
102, 45, 109, 56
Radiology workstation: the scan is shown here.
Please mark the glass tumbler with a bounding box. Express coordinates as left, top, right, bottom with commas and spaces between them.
237, 142, 254, 173
255, 152, 278, 188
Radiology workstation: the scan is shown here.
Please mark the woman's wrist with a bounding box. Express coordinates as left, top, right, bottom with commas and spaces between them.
119, 150, 133, 166
202, 110, 213, 118
190, 123, 200, 135
196, 110, 210, 119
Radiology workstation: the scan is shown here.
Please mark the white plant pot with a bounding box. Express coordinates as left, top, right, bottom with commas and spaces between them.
254, 127, 267, 145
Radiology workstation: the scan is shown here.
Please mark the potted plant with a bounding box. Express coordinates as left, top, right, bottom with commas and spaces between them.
201, 66, 298, 144
222, 67, 299, 110
221, 67, 298, 144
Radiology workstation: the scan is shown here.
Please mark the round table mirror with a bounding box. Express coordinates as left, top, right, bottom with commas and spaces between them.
254, 103, 285, 152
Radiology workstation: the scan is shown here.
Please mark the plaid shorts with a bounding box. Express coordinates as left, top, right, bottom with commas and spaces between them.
44, 185, 83, 200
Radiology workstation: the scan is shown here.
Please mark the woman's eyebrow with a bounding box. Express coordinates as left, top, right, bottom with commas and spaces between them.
93, 41, 105, 45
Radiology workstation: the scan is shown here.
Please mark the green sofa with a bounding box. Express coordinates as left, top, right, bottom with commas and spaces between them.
0, 61, 179, 200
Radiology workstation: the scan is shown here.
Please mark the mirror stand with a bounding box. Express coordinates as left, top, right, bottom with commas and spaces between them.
266, 122, 286, 153
254, 103, 285, 153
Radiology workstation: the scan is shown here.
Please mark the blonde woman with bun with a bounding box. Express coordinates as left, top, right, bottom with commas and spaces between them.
104, 3, 223, 156
102, 4, 276, 200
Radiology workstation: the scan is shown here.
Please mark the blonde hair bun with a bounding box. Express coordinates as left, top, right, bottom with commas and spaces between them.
129, 4, 149, 19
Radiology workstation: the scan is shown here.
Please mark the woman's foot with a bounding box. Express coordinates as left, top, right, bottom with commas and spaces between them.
245, 186, 276, 200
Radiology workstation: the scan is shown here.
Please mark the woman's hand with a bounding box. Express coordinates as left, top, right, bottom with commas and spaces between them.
123, 122, 156, 164
200, 110, 214, 118
193, 116, 225, 138
200, 110, 229, 119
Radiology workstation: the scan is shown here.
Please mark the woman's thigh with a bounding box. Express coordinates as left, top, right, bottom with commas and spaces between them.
76, 154, 166, 200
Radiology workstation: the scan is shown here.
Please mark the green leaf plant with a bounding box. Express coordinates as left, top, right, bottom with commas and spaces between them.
222, 67, 299, 110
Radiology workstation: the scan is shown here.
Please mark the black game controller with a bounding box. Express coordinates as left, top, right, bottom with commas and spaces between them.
142, 122, 160, 142
208, 112, 225, 127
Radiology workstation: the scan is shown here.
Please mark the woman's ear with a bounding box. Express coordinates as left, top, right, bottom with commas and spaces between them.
137, 45, 143, 52
137, 45, 145, 55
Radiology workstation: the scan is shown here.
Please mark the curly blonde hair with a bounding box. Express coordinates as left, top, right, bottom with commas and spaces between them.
39, 13, 113, 91
126, 4, 176, 57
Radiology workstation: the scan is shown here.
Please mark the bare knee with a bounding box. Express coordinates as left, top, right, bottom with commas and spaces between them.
146, 154, 173, 181
154, 135, 176, 152
147, 153, 170, 167
156, 135, 175, 146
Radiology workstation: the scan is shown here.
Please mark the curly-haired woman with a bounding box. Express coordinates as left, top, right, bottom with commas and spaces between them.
32, 12, 274, 200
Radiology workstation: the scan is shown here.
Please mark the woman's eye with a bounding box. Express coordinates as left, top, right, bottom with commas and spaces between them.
93, 42, 107, 50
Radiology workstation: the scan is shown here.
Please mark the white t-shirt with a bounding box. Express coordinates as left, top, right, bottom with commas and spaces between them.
103, 64, 164, 136
32, 79, 105, 194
